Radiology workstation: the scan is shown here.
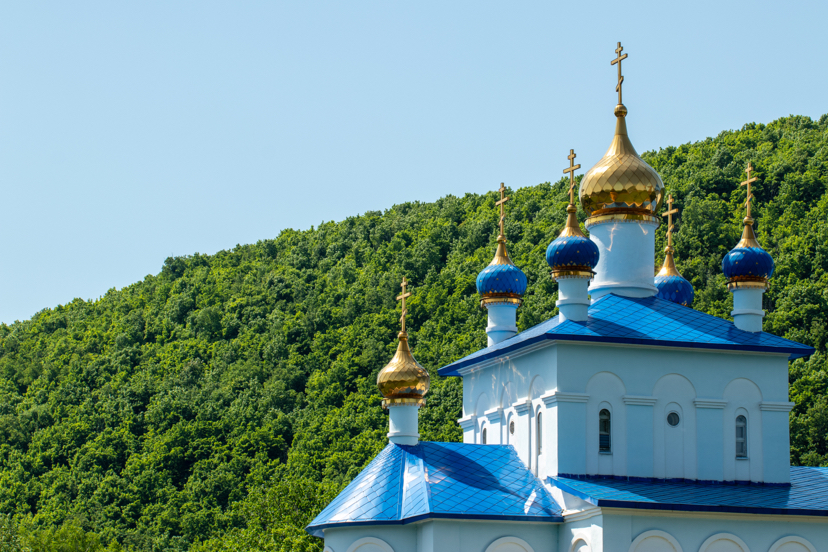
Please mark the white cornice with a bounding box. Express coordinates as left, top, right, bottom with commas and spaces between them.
457, 415, 476, 431
484, 407, 503, 423
694, 398, 728, 409
514, 399, 532, 414
541, 392, 590, 406
760, 401, 796, 412
454, 341, 553, 376
562, 506, 602, 522
622, 395, 658, 406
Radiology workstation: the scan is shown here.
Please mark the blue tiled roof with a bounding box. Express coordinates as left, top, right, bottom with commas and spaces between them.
477, 263, 528, 296
548, 467, 828, 516
306, 442, 562, 537
439, 294, 814, 376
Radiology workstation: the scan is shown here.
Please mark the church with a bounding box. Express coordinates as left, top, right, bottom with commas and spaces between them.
304, 44, 828, 552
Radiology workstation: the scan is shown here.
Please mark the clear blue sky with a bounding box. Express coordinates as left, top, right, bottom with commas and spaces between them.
0, 1, 825, 323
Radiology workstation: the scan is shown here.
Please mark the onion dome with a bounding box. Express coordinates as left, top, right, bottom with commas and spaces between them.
377, 276, 429, 408
655, 249, 694, 306
722, 219, 774, 290
722, 163, 774, 291
546, 204, 599, 278
477, 237, 528, 307
377, 331, 430, 408
579, 105, 664, 223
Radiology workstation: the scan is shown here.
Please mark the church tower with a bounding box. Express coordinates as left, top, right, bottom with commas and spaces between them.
579, 42, 664, 299
654, 194, 694, 306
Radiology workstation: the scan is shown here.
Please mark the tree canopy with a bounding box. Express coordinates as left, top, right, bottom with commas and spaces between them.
0, 114, 826, 551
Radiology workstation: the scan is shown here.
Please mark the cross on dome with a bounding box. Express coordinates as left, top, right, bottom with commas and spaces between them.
563, 149, 581, 206
396, 276, 412, 333
662, 194, 679, 249
741, 162, 758, 220
495, 183, 510, 238
611, 41, 628, 106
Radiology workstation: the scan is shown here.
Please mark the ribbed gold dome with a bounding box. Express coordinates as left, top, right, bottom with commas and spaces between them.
579, 106, 664, 222
377, 332, 429, 408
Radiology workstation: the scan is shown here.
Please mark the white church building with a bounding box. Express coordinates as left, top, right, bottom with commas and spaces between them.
305, 44, 827, 552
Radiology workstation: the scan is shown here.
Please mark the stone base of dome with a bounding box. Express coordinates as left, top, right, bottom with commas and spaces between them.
556, 277, 591, 322
387, 403, 421, 445
485, 303, 518, 346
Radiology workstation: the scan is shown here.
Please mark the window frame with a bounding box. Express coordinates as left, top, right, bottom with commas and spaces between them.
599, 408, 612, 454
735, 414, 748, 459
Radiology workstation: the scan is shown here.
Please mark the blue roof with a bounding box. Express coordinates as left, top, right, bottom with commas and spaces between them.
306, 442, 562, 537
439, 294, 814, 376
548, 467, 828, 517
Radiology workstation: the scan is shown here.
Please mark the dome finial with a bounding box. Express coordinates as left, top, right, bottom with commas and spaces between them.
560, 149, 585, 238
377, 276, 429, 409
496, 182, 509, 241
655, 194, 694, 306
737, 162, 762, 248
611, 41, 628, 117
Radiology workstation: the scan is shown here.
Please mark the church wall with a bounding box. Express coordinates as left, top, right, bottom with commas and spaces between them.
323, 520, 559, 552
602, 510, 827, 552
458, 340, 791, 483
560, 514, 604, 552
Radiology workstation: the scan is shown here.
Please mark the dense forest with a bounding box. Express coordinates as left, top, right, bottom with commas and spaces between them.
0, 114, 826, 551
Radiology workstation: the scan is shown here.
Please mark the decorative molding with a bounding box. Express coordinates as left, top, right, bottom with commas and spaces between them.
628, 530, 683, 552
484, 407, 503, 423
562, 505, 602, 523
346, 537, 394, 552
458, 415, 477, 431
454, 341, 553, 376
694, 398, 727, 409
622, 395, 657, 406
698, 533, 749, 552
768, 536, 817, 552
760, 401, 796, 412
485, 536, 535, 552
514, 399, 532, 414
541, 392, 590, 406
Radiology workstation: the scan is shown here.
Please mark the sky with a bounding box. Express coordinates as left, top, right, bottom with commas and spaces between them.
0, 1, 825, 323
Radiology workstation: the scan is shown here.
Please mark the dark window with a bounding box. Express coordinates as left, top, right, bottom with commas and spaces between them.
599, 409, 611, 452
667, 412, 680, 427
482, 427, 487, 445
537, 412, 543, 455
736, 415, 747, 458
509, 420, 515, 434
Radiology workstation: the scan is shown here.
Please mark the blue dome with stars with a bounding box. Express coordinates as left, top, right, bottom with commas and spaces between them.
546, 235, 599, 273
722, 246, 774, 283
655, 273, 694, 306
476, 239, 527, 305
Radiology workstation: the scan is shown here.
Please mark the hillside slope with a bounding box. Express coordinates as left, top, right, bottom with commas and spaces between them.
0, 114, 826, 551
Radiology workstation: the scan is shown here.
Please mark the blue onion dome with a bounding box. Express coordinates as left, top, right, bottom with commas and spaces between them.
655, 248, 694, 306
476, 237, 527, 308
722, 218, 774, 290
546, 205, 599, 279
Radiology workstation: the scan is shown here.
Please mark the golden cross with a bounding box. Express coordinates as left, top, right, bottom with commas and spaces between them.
562, 149, 581, 205
396, 276, 412, 333
740, 162, 757, 219
495, 182, 510, 237
610, 41, 628, 105
661, 194, 679, 248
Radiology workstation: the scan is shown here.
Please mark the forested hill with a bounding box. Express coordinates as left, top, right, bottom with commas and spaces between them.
1, 114, 827, 552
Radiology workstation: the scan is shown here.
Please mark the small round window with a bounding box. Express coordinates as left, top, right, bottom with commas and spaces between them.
667, 412, 680, 427
509, 420, 515, 434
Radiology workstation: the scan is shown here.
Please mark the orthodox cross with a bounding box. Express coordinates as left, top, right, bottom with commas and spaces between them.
740, 162, 757, 219
396, 276, 412, 333
562, 149, 581, 205
495, 182, 510, 237
611, 41, 628, 105
662, 194, 679, 248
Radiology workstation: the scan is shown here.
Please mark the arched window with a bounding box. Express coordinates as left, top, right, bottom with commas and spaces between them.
736, 415, 747, 458
482, 427, 487, 445
599, 409, 611, 453
536, 412, 542, 455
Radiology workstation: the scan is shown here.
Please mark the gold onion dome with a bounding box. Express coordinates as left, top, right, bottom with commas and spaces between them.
377, 277, 430, 408
377, 331, 430, 408
579, 43, 664, 223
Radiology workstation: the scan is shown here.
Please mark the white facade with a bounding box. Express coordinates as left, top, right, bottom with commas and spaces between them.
459, 342, 794, 484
